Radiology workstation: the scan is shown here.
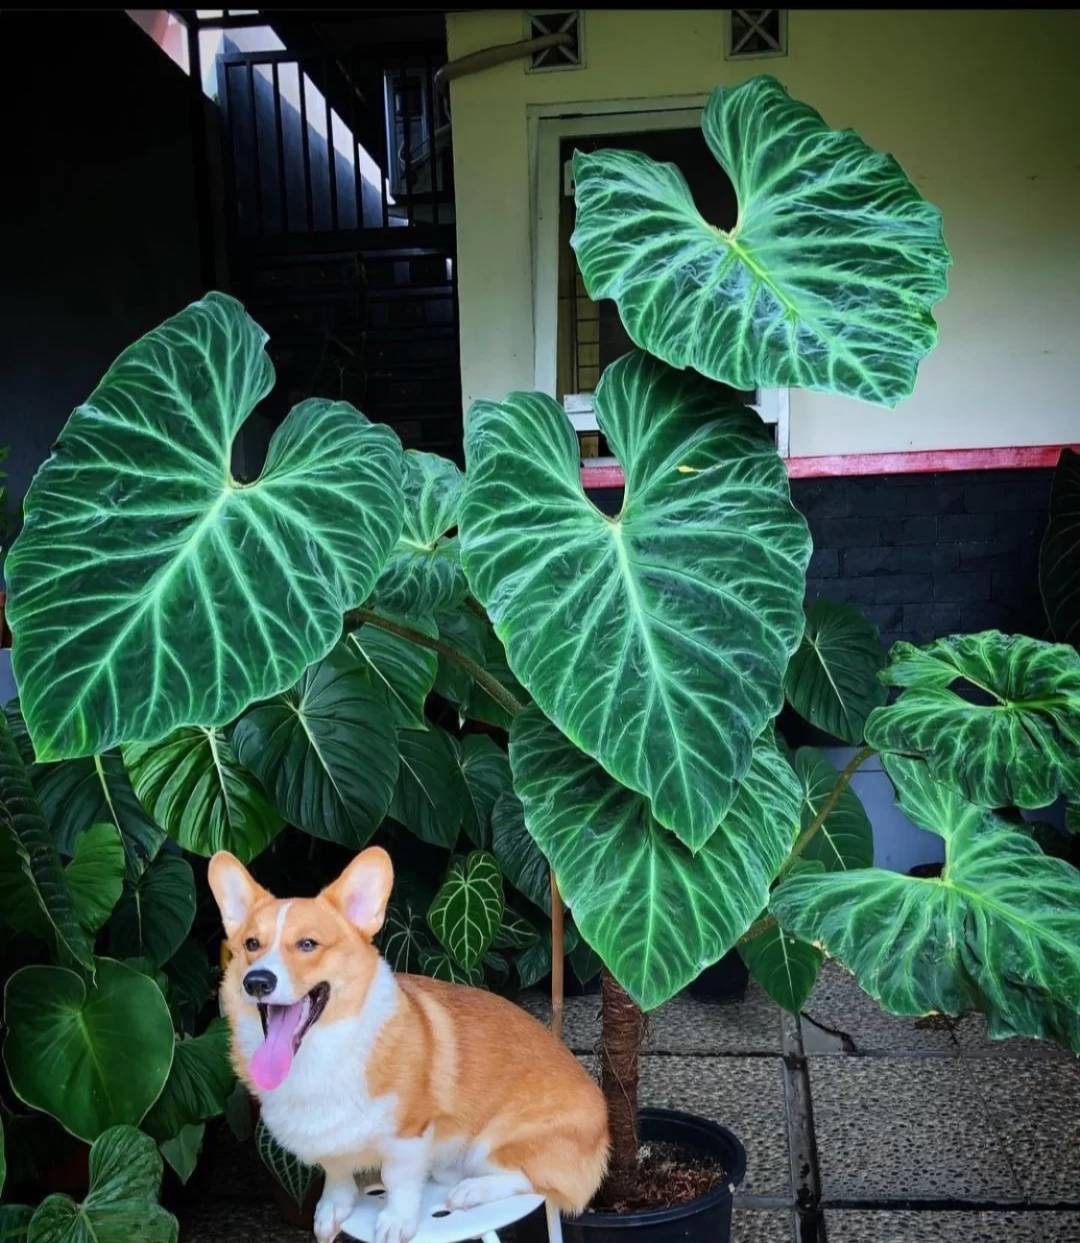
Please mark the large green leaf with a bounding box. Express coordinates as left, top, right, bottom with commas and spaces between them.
794, 748, 874, 872
36, 753, 165, 879
510, 707, 801, 1009
0, 715, 91, 969
454, 734, 512, 848
771, 756, 1080, 1050
26, 1126, 177, 1243
1039, 447, 1080, 646
158, 1123, 204, 1186
427, 851, 504, 970
346, 615, 438, 731
461, 350, 809, 847
784, 601, 886, 743
738, 921, 823, 1013
389, 726, 467, 848
233, 644, 398, 847
65, 824, 125, 935
108, 852, 195, 968
864, 632, 1080, 809
141, 1018, 235, 1142
3, 959, 174, 1141
123, 727, 282, 862
372, 451, 466, 614
255, 1120, 317, 1212
491, 789, 551, 914
571, 75, 950, 408
6, 292, 404, 763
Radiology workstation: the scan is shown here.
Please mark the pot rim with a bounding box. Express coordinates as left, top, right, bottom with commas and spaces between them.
573, 1106, 747, 1228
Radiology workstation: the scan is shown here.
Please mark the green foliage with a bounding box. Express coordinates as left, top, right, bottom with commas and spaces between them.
571, 76, 950, 407
389, 726, 467, 848
865, 632, 1080, 808
64, 825, 125, 935
108, 853, 196, 968
26, 1126, 177, 1243
794, 748, 874, 872
454, 734, 512, 848
427, 851, 504, 970
346, 617, 438, 731
140, 1017, 235, 1143
1039, 447, 1080, 645
461, 349, 810, 846
738, 921, 823, 1014
256, 1120, 318, 1211
784, 600, 887, 744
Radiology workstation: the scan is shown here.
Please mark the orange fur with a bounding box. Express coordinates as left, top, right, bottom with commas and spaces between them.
209, 848, 609, 1215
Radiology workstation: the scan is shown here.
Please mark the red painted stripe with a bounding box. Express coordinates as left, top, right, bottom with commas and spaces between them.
580, 444, 1075, 490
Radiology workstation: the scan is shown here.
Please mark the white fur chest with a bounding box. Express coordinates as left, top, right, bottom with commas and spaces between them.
234, 962, 402, 1167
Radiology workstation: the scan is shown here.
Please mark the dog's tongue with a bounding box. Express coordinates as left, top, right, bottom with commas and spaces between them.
251, 1001, 306, 1091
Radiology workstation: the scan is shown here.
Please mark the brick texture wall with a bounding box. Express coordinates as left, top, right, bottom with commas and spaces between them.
587, 467, 1054, 650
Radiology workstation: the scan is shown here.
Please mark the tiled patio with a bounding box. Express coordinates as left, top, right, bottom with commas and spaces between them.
178, 963, 1080, 1242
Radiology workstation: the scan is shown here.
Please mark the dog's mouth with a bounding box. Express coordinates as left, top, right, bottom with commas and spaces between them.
250, 983, 329, 1091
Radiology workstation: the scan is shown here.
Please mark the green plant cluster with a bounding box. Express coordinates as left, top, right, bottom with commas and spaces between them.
2, 74, 1079, 1226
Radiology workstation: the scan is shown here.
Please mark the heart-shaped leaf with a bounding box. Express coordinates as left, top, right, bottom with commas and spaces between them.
794, 748, 874, 872
418, 949, 484, 986
6, 292, 404, 763
65, 824, 125, 935
738, 921, 823, 1013
865, 632, 1080, 809
378, 904, 435, 973
233, 644, 399, 847
462, 350, 810, 846
109, 853, 195, 968
491, 789, 551, 914
771, 756, 1080, 1050
571, 75, 950, 408
454, 734, 512, 848
427, 851, 504, 970
141, 1018, 235, 1142
492, 905, 541, 951
26, 1126, 177, 1243
389, 726, 467, 848
509, 707, 801, 1009
784, 601, 886, 744
255, 1120, 317, 1212
3, 959, 174, 1141
371, 451, 466, 613
36, 753, 165, 879
346, 616, 438, 731
124, 727, 282, 863
158, 1123, 204, 1186
0, 715, 91, 970
1039, 448, 1080, 646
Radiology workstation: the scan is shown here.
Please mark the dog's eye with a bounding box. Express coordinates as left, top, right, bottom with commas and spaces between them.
297, 938, 319, 952
244, 937, 260, 952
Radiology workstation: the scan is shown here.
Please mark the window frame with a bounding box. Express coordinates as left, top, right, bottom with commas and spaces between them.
530, 100, 790, 459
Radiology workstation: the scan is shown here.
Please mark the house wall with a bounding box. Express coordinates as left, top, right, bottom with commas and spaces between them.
445, 8, 1080, 458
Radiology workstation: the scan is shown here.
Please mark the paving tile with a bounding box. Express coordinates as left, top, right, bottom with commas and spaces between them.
733, 1207, 795, 1241
824, 1209, 1080, 1241
808, 1058, 1022, 1202
520, 983, 782, 1055
975, 1060, 1080, 1201
636, 1055, 792, 1199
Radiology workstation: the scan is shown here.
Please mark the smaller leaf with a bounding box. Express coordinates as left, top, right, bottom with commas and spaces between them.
65, 824, 125, 935
419, 949, 484, 986
377, 904, 434, 974
158, 1124, 204, 1186
492, 906, 541, 951
427, 851, 504, 970
454, 734, 512, 848
347, 615, 438, 731
141, 1018, 235, 1143
738, 920, 823, 1013
0, 1206, 32, 1243
482, 952, 511, 988
568, 937, 602, 986
784, 600, 886, 744
255, 1120, 318, 1212
389, 727, 467, 848
161, 940, 216, 1033
794, 748, 874, 871
109, 853, 196, 968
491, 790, 551, 914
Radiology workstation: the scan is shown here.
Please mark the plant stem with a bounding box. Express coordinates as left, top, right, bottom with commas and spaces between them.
347, 607, 524, 718
550, 873, 565, 1041
786, 744, 877, 868
598, 969, 645, 1206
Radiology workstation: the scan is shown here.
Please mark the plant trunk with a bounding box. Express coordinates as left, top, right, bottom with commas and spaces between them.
599, 969, 645, 1205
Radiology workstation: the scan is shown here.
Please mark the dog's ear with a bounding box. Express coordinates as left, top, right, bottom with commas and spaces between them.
208, 852, 269, 938
322, 847, 394, 939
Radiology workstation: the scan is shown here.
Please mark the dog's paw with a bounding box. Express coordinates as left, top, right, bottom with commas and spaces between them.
374, 1204, 420, 1243
314, 1187, 358, 1243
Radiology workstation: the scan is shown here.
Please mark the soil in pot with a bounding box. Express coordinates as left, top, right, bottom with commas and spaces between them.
595, 1138, 726, 1214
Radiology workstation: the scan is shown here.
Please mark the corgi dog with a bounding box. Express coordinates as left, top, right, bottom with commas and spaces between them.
209, 847, 609, 1243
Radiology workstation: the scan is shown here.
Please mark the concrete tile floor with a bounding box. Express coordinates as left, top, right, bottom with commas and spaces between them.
177, 969, 1080, 1242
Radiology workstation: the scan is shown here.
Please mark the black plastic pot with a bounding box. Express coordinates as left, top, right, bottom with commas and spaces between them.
688, 948, 749, 1005
561, 1108, 747, 1243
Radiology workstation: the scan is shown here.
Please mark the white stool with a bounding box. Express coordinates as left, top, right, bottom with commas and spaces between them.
340, 1180, 563, 1243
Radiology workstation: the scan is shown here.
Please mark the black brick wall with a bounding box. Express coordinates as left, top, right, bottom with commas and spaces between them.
791, 468, 1053, 649
588, 467, 1053, 650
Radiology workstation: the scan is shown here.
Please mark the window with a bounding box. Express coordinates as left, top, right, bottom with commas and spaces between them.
726, 10, 787, 60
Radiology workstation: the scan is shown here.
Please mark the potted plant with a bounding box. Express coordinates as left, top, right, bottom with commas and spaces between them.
3, 73, 1079, 1243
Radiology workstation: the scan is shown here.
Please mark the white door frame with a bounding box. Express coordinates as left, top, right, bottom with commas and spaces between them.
528, 98, 790, 457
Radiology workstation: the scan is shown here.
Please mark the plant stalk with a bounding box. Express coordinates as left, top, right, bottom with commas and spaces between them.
599, 969, 645, 1206
550, 872, 565, 1040
347, 607, 524, 718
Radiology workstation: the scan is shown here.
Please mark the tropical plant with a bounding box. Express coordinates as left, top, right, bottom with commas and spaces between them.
2, 72, 1078, 1219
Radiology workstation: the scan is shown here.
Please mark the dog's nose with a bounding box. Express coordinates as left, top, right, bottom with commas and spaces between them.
243, 969, 277, 998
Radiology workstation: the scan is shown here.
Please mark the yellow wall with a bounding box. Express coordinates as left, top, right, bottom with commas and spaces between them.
446, 9, 1080, 456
